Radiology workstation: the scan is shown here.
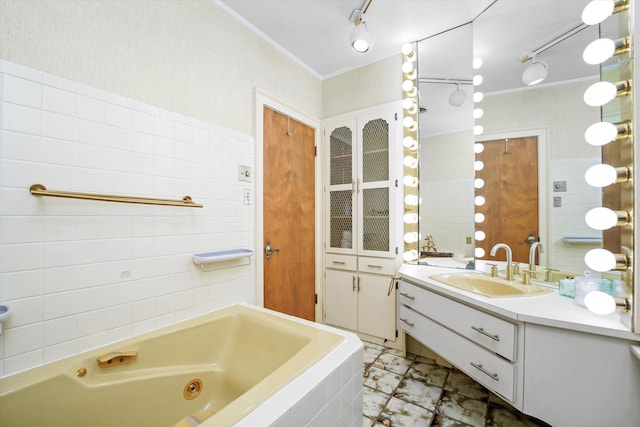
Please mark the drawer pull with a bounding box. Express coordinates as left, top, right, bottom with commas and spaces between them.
400, 317, 414, 328
470, 362, 499, 381
332, 261, 346, 265
399, 292, 416, 300
367, 264, 383, 268
471, 326, 500, 342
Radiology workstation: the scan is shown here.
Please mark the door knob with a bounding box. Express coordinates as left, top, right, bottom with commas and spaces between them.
265, 241, 280, 260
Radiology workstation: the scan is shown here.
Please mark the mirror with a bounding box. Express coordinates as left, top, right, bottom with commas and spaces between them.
417, 0, 611, 276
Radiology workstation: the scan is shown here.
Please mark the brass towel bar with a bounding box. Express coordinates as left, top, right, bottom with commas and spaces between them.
29, 184, 203, 208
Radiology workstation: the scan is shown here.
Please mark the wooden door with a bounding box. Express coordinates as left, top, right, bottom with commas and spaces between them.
263, 107, 316, 321
475, 137, 539, 264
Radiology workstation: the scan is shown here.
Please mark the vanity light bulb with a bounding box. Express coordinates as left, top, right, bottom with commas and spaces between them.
474, 196, 486, 206
403, 250, 419, 262
404, 194, 419, 206
474, 143, 485, 153
581, 0, 616, 25
473, 58, 483, 69
585, 164, 617, 187
404, 232, 418, 243
474, 213, 485, 223
473, 108, 484, 119
403, 136, 418, 150
401, 61, 414, 74
584, 121, 617, 146
403, 175, 419, 187
403, 213, 418, 224
473, 75, 484, 86
585, 207, 618, 230
474, 247, 486, 258
473, 92, 484, 103
474, 160, 484, 171
402, 116, 415, 128
474, 178, 485, 189
405, 69, 417, 80
584, 291, 617, 315
402, 98, 418, 114
584, 248, 616, 272
402, 80, 415, 92
583, 81, 616, 107
401, 43, 414, 55
583, 38, 616, 65
473, 125, 484, 136
475, 230, 486, 241
403, 155, 418, 168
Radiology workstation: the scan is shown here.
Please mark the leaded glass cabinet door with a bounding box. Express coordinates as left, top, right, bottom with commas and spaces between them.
357, 112, 396, 257
326, 120, 357, 254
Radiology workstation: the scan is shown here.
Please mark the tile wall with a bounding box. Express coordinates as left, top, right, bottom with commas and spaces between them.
0, 60, 256, 377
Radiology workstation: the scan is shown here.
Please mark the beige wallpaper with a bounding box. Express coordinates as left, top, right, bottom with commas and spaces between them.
0, 0, 322, 137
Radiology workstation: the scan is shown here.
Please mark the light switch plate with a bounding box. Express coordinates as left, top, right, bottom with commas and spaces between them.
553, 196, 562, 207
239, 165, 252, 182
244, 188, 252, 205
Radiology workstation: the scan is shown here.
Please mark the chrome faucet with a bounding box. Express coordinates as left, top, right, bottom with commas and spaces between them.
490, 243, 513, 280
529, 242, 543, 272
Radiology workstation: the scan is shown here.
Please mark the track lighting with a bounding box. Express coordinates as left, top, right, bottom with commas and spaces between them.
448, 83, 467, 107
522, 59, 548, 86
349, 0, 375, 54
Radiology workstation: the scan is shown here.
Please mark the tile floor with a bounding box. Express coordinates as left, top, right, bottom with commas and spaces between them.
362, 342, 552, 427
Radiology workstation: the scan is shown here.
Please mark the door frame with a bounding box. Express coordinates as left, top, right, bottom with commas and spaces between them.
476, 128, 549, 266
255, 90, 323, 321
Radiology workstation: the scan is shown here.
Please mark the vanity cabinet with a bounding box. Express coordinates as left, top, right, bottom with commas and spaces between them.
323, 102, 402, 342
398, 280, 522, 403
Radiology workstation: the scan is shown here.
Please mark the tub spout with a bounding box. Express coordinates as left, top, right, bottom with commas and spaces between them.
97, 351, 138, 368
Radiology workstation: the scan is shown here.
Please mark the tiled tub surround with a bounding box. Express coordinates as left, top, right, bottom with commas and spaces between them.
0, 303, 365, 427
362, 341, 549, 427
0, 60, 257, 376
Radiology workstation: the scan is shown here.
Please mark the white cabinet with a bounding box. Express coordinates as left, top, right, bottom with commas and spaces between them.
323, 102, 402, 342
398, 280, 523, 405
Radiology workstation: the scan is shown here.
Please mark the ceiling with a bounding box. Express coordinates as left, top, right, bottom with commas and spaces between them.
213, 0, 599, 84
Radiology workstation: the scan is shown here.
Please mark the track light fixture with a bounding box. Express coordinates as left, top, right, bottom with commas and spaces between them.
522, 54, 548, 86
349, 0, 375, 54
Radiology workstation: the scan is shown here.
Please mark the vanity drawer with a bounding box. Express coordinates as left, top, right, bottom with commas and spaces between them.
325, 254, 357, 271
399, 305, 516, 402
398, 281, 517, 361
358, 257, 396, 275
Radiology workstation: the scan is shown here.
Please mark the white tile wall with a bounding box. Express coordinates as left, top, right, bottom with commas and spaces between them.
0, 60, 257, 377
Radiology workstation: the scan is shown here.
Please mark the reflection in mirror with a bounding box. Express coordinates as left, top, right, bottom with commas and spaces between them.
418, 0, 630, 310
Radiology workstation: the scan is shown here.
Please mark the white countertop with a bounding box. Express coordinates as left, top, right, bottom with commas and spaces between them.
400, 263, 639, 342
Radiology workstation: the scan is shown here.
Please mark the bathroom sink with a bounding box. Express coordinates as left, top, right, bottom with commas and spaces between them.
429, 273, 552, 297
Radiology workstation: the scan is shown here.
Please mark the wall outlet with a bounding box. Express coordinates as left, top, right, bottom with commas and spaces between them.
553, 181, 567, 192
239, 165, 252, 182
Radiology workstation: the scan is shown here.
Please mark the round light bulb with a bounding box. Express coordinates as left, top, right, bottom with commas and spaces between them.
406, 69, 417, 80
473, 108, 484, 119
475, 247, 486, 258
403, 175, 418, 187
402, 116, 415, 128
403, 136, 418, 150
474, 143, 485, 153
582, 0, 615, 25
584, 121, 617, 146
404, 232, 418, 243
585, 164, 617, 187
474, 160, 484, 171
404, 194, 419, 206
473, 58, 483, 69
473, 92, 484, 103
584, 291, 617, 315
402, 61, 414, 74
583, 38, 616, 65
401, 43, 414, 56
584, 81, 616, 106
403, 250, 418, 262
585, 207, 619, 230
402, 98, 416, 110
584, 248, 616, 272
402, 80, 414, 92
475, 230, 486, 241
474, 196, 486, 206
403, 213, 418, 224
473, 125, 484, 136
473, 75, 484, 86
474, 213, 485, 223
474, 178, 485, 189
403, 155, 418, 168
